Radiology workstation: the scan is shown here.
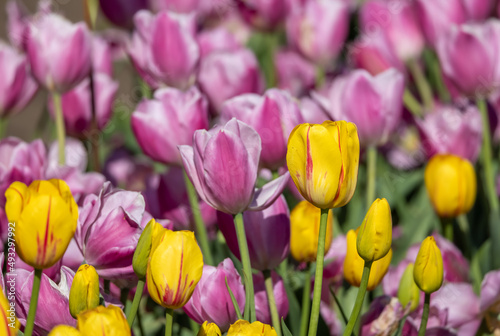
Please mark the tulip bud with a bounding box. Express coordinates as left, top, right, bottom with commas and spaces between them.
77, 305, 131, 335
290, 201, 333, 263
397, 263, 420, 312
198, 321, 222, 336
425, 154, 476, 218
1, 289, 19, 336
227, 320, 277, 336
343, 229, 392, 291
413, 236, 444, 294
287, 120, 360, 209
357, 198, 392, 262
69, 264, 100, 318
147, 228, 203, 309
5, 179, 78, 269
48, 325, 82, 336
133, 219, 162, 279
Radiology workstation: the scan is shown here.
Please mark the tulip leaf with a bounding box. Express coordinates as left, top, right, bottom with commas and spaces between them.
281, 317, 293, 336
225, 276, 243, 320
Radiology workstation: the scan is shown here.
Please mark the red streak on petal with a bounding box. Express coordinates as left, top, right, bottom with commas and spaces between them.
306, 127, 313, 181
40, 197, 52, 266
333, 124, 345, 202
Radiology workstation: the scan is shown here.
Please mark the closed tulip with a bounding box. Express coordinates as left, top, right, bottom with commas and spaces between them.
274, 50, 316, 97
133, 219, 162, 279
357, 198, 392, 262
425, 154, 476, 218
286, 120, 360, 209
99, 0, 148, 29
227, 320, 277, 336
48, 325, 82, 336
198, 321, 222, 336
343, 229, 392, 291
413, 236, 444, 294
1, 289, 19, 336
397, 263, 420, 312
290, 201, 333, 263
77, 305, 131, 335
5, 179, 78, 269
69, 264, 100, 318
147, 228, 203, 309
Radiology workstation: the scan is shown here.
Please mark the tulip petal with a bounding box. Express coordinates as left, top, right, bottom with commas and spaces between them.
248, 172, 290, 211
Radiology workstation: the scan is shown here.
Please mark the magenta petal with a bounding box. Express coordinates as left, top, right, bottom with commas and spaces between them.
248, 172, 290, 211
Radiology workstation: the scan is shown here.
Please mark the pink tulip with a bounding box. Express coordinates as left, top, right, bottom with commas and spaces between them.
131, 86, 209, 165
253, 271, 289, 324
103, 148, 154, 191
99, 0, 148, 29
179, 118, 289, 214
6, 1, 29, 50
238, 0, 292, 30
92, 36, 114, 76
382, 120, 426, 171
463, 0, 495, 20
183, 259, 245, 332
480, 270, 500, 312
274, 50, 316, 97
299, 97, 330, 124
150, 0, 200, 14
360, 296, 404, 336
197, 27, 242, 57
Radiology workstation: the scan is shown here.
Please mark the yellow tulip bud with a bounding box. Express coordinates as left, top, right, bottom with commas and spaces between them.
227, 320, 277, 336
413, 236, 443, 294
290, 201, 333, 263
147, 228, 203, 309
133, 219, 163, 279
198, 321, 222, 336
356, 198, 392, 262
425, 154, 476, 218
48, 325, 82, 336
343, 229, 392, 291
5, 179, 78, 269
286, 120, 360, 209
77, 305, 131, 336
69, 264, 100, 318
1, 289, 19, 336
397, 263, 420, 312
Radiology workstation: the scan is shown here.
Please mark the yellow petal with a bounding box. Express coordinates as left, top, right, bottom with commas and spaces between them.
413, 236, 444, 294
198, 321, 222, 336
4, 181, 28, 224
48, 325, 82, 336
357, 198, 392, 262
69, 264, 100, 318
0, 289, 19, 336
77, 305, 131, 336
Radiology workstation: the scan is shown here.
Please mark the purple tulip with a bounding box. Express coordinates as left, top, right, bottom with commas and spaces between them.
198, 48, 264, 113
128, 10, 199, 89
92, 36, 114, 76
6, 1, 29, 50
253, 271, 289, 324
0, 42, 37, 117
274, 50, 316, 97
99, 0, 148, 29
61, 238, 85, 272
179, 118, 290, 214
360, 296, 404, 336
221, 89, 304, 169
432, 233, 470, 283
436, 20, 500, 97
299, 97, 330, 124
480, 270, 500, 312
382, 120, 426, 171
218, 195, 290, 271
183, 259, 245, 331
26, 12, 92, 93
463, 0, 495, 20
197, 27, 242, 57
323, 235, 347, 283
286, 0, 349, 66
15, 253, 63, 283
131, 86, 209, 165
103, 148, 155, 191
417, 102, 482, 162
150, 0, 200, 14
313, 68, 404, 146
238, 0, 292, 30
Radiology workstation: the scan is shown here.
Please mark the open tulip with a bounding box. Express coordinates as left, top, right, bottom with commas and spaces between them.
227, 320, 277, 336
357, 198, 392, 262
286, 120, 360, 209
413, 236, 444, 294
198, 321, 222, 336
1, 288, 19, 336
5, 179, 78, 269
397, 263, 420, 312
69, 264, 100, 318
77, 305, 130, 335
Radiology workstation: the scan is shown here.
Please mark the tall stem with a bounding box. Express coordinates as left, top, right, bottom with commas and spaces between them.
0, 117, 7, 138
408, 59, 434, 111
366, 146, 377, 209
440, 217, 453, 242
127, 279, 145, 327
403, 89, 423, 118
299, 263, 312, 336
52, 91, 66, 165
88, 71, 101, 172
24, 268, 42, 336
263, 270, 282, 336
343, 261, 373, 336
234, 212, 256, 322
307, 208, 329, 336
183, 171, 214, 265
418, 294, 430, 336
165, 308, 174, 336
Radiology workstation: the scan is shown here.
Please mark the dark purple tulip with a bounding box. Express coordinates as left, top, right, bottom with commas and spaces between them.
99, 0, 148, 29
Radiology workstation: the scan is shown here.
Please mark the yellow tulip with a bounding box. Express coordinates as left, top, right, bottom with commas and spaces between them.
343, 229, 392, 291
413, 236, 444, 294
77, 305, 130, 336
48, 325, 82, 336
5, 179, 78, 269
286, 120, 360, 209
147, 228, 203, 309
227, 320, 277, 336
397, 263, 420, 312
133, 219, 163, 279
198, 321, 222, 336
1, 289, 19, 336
425, 154, 476, 218
290, 201, 333, 262
356, 198, 392, 262
69, 264, 100, 318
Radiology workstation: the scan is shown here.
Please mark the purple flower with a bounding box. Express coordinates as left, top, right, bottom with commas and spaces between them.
238, 0, 292, 30
299, 97, 330, 124
253, 271, 289, 325
99, 0, 148, 29
274, 50, 316, 97
197, 27, 242, 57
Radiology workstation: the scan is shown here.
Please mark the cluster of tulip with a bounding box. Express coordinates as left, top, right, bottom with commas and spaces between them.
1, 0, 500, 335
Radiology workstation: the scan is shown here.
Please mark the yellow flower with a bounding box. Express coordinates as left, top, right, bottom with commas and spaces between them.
77, 305, 130, 336
343, 229, 392, 291
286, 120, 360, 209
227, 320, 277, 336
133, 218, 163, 279
425, 154, 476, 218
147, 228, 203, 309
1, 289, 19, 336
397, 263, 420, 312
48, 325, 82, 335
5, 179, 78, 269
69, 264, 100, 318
198, 321, 222, 336
290, 201, 333, 263
413, 236, 444, 294
356, 198, 392, 262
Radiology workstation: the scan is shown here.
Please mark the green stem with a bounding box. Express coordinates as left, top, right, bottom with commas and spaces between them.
316, 66, 325, 89
418, 294, 430, 336
52, 91, 66, 165
366, 146, 377, 210
299, 263, 312, 336
104, 279, 110, 295
396, 313, 409, 336
307, 208, 329, 336
24, 268, 42, 336
0, 117, 7, 138
272, 170, 280, 180
408, 59, 434, 111
137, 306, 145, 336
403, 89, 423, 118
263, 270, 282, 336
264, 33, 277, 88
423, 50, 450, 103
127, 279, 145, 327
343, 261, 373, 336
329, 286, 348, 327
88, 71, 101, 172
456, 214, 473, 258
183, 171, 214, 265
165, 308, 174, 336
139, 78, 152, 99
234, 212, 256, 322
440, 217, 453, 242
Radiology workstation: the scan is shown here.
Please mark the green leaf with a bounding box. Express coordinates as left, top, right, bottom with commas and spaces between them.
281, 317, 293, 336
225, 276, 243, 320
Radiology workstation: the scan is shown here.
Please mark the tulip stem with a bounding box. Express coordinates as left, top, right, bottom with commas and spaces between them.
165, 308, 174, 336
299, 263, 312, 336
403, 89, 423, 118
342, 260, 373, 336
0, 117, 7, 138
183, 171, 214, 266
408, 59, 434, 111
24, 268, 42, 336
316, 66, 326, 89
52, 91, 66, 165
456, 214, 473, 258
366, 146, 377, 209
418, 294, 430, 336
329, 286, 348, 326
88, 71, 101, 172
234, 212, 256, 322
439, 217, 453, 242
127, 279, 145, 327
264, 270, 282, 336
423, 49, 450, 103
307, 208, 329, 336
